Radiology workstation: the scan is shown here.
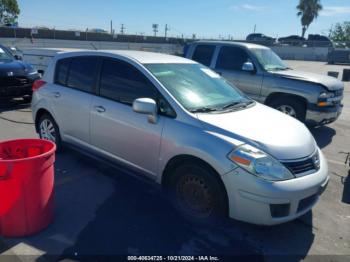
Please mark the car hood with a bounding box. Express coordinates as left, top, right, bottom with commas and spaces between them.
271, 69, 343, 91
196, 103, 316, 160
0, 60, 31, 76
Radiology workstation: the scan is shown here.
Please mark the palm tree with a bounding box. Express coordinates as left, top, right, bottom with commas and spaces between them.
297, 0, 323, 38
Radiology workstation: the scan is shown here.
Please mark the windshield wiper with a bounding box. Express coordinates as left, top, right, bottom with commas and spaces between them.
267, 66, 290, 71
189, 106, 220, 113
221, 100, 253, 110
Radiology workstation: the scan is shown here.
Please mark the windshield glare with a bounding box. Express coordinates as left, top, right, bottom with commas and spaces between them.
0, 47, 13, 60
251, 48, 288, 71
146, 63, 250, 112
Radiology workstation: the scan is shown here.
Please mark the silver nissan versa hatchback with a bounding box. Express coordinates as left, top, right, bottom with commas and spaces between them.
31, 50, 329, 225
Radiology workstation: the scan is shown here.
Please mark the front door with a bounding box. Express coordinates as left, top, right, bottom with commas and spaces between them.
90, 58, 164, 176
214, 46, 263, 100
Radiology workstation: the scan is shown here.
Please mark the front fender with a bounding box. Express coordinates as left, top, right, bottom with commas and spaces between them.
157, 118, 239, 184
262, 74, 322, 104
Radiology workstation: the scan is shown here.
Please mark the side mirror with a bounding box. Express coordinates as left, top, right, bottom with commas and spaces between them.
242, 62, 255, 72
132, 98, 158, 124
14, 55, 22, 60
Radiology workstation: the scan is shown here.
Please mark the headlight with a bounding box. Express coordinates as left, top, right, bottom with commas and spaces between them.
26, 65, 38, 75
318, 92, 334, 107
28, 69, 38, 75
228, 144, 294, 181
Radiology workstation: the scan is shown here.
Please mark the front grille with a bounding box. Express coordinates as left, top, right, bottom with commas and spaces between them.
282, 151, 320, 175
297, 194, 318, 212
334, 89, 343, 97
0, 77, 30, 87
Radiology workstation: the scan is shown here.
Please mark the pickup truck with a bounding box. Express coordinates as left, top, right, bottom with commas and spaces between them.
184, 41, 344, 126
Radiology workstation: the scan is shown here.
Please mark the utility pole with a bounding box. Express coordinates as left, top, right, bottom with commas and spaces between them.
110, 20, 113, 35
120, 24, 126, 35
152, 24, 159, 36
165, 24, 170, 38
253, 24, 256, 33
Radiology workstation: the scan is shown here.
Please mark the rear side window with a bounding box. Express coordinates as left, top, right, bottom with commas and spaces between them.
216, 46, 249, 71
55, 58, 71, 86
99, 59, 157, 104
66, 56, 99, 93
192, 45, 215, 66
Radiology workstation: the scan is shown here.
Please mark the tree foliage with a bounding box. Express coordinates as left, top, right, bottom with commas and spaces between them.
329, 22, 350, 42
296, 0, 322, 38
0, 0, 20, 25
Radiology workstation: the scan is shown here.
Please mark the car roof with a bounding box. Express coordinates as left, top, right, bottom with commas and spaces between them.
189, 41, 269, 49
56, 50, 196, 64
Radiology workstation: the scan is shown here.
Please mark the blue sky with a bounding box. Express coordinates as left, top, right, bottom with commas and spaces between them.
18, 0, 350, 39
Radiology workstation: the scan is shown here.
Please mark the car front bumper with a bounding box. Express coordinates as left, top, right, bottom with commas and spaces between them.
221, 149, 329, 225
0, 84, 33, 99
305, 103, 343, 126
0, 75, 38, 99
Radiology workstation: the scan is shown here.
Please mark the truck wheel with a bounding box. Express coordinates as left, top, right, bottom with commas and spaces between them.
269, 97, 306, 122
37, 114, 62, 151
168, 162, 228, 225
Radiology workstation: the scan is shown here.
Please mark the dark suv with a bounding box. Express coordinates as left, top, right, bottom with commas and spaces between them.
0, 44, 40, 103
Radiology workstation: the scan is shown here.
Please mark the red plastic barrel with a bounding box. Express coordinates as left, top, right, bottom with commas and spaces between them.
0, 139, 56, 237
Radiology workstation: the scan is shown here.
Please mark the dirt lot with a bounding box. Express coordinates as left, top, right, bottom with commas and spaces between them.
0, 61, 349, 261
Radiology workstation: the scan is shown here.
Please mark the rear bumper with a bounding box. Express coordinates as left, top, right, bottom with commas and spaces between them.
305, 103, 343, 126
222, 149, 329, 225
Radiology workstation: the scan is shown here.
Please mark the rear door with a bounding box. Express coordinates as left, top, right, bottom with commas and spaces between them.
214, 46, 263, 100
90, 58, 165, 176
50, 56, 99, 145
190, 44, 216, 67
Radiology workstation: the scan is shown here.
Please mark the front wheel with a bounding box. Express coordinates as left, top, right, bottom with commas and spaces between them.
269, 97, 306, 122
168, 163, 228, 225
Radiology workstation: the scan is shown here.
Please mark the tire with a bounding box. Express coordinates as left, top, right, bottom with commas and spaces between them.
268, 97, 306, 122
167, 162, 228, 225
37, 113, 62, 151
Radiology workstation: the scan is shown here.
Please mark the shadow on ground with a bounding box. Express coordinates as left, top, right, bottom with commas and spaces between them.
310, 125, 336, 149
0, 98, 30, 112
342, 170, 350, 204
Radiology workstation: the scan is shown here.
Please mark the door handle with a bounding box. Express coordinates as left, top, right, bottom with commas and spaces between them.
94, 106, 106, 113
52, 92, 61, 98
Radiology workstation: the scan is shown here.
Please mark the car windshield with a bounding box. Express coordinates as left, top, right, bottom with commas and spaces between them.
0, 47, 13, 61
146, 63, 252, 112
251, 48, 288, 71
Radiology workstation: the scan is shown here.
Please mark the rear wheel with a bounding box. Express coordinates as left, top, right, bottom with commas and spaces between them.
37, 114, 62, 150
168, 162, 228, 225
269, 97, 306, 122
